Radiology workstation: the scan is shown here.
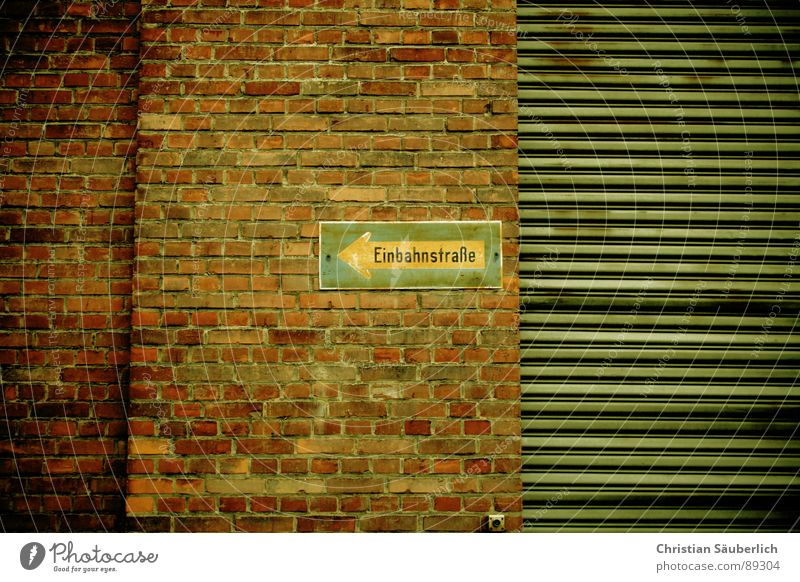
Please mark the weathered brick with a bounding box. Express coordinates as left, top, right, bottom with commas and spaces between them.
391, 48, 446, 62
244, 82, 301, 95
2, 0, 521, 534
360, 515, 418, 532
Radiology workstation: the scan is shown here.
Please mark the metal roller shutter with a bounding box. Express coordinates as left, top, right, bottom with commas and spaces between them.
518, 1, 800, 531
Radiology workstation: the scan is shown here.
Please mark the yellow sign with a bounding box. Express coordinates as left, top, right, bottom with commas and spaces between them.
320, 221, 502, 289
338, 232, 485, 279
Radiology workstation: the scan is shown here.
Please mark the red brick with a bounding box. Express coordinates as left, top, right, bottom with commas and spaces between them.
391, 48, 446, 62
268, 329, 324, 344
464, 420, 492, 435
405, 420, 431, 435
434, 496, 462, 512
244, 82, 301, 95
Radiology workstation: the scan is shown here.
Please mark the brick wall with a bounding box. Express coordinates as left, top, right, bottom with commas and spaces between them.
0, 0, 138, 531
2, 0, 520, 533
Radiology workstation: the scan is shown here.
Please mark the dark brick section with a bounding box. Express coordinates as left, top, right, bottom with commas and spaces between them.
0, 0, 138, 531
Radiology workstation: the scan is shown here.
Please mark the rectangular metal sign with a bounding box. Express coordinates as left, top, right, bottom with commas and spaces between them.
319, 221, 502, 290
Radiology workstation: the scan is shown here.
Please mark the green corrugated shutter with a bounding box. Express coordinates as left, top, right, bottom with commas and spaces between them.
518, 1, 800, 531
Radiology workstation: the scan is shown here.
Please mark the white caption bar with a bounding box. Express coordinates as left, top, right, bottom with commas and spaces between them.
2, 533, 798, 581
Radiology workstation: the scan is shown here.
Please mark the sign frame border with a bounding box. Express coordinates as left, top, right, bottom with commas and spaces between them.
318, 220, 504, 290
